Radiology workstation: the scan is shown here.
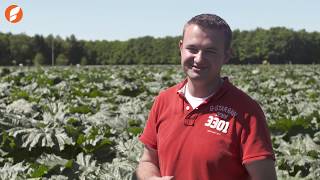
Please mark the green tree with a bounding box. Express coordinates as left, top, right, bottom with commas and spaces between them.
9, 33, 33, 65
0, 28, 319, 65
56, 54, 68, 65
33, 53, 45, 66
0, 32, 11, 65
65, 35, 84, 65
33, 35, 50, 63
80, 57, 87, 65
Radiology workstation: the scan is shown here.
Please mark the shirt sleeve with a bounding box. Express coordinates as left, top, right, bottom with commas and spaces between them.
240, 102, 275, 164
139, 96, 159, 150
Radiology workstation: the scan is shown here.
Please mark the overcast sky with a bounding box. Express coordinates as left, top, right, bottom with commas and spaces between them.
1, 0, 319, 41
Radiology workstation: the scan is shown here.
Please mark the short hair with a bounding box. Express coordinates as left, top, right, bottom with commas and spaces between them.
182, 13, 232, 50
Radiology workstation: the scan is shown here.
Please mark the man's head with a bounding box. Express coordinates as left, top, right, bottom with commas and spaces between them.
179, 13, 232, 86
182, 14, 232, 51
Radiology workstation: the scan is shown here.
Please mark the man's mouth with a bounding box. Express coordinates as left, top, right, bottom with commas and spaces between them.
192, 65, 206, 71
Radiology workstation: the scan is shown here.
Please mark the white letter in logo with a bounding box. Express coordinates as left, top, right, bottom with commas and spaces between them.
10, 6, 21, 22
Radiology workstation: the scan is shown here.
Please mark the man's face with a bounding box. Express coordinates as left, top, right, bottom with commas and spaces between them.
179, 24, 230, 84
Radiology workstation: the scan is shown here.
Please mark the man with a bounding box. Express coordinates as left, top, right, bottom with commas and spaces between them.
136, 14, 277, 180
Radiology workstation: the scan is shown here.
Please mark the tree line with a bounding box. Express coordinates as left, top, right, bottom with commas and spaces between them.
0, 27, 319, 66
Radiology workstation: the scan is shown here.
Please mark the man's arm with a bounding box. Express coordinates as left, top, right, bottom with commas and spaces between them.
136, 145, 173, 180
245, 159, 277, 180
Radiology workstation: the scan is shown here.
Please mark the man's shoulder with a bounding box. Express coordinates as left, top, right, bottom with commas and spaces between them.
150, 81, 183, 109
158, 79, 186, 96
222, 81, 265, 123
157, 82, 182, 99
225, 80, 261, 109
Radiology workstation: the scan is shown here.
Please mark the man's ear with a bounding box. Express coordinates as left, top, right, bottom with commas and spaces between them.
179, 40, 183, 50
223, 48, 232, 64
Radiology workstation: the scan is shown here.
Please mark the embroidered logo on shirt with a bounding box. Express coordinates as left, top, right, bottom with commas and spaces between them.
204, 113, 230, 134
209, 105, 238, 117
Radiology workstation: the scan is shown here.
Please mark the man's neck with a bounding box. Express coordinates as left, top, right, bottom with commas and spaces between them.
186, 77, 223, 98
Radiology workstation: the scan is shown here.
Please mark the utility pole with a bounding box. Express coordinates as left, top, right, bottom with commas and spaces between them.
51, 38, 55, 66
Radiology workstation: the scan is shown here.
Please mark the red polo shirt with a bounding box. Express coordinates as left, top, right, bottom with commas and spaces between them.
139, 77, 275, 180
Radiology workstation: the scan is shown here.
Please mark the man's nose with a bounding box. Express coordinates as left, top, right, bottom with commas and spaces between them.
194, 51, 205, 64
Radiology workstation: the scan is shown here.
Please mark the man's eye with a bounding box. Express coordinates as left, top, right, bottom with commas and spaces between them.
205, 50, 217, 55
187, 48, 198, 53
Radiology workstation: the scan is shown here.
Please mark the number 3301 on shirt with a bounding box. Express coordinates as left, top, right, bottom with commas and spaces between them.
204, 115, 230, 134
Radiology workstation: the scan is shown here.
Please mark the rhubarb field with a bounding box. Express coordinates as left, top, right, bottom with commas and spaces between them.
0, 65, 319, 179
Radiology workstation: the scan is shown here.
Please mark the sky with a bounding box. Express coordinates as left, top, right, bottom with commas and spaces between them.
0, 0, 319, 41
